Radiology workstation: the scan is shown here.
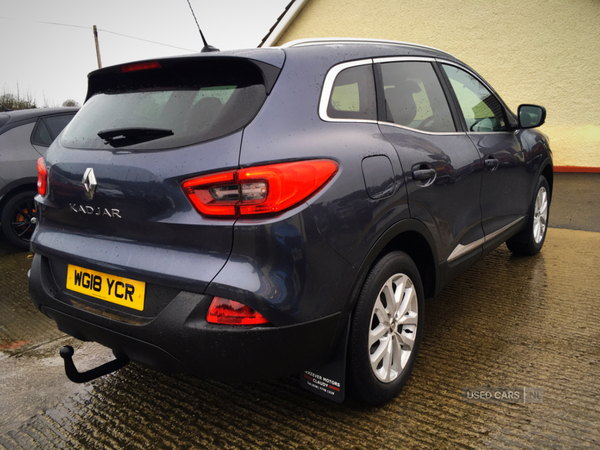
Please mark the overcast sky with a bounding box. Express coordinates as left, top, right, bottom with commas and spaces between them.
0, 0, 289, 107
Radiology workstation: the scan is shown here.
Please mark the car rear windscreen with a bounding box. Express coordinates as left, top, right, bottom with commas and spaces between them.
61, 58, 269, 150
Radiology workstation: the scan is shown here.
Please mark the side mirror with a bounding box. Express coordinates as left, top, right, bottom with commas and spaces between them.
518, 104, 546, 129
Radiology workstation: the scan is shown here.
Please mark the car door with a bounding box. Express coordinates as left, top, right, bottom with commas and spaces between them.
440, 64, 531, 240
375, 59, 484, 267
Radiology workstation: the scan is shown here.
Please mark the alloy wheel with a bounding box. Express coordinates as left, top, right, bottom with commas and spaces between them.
533, 186, 548, 244
10, 197, 37, 242
369, 273, 419, 383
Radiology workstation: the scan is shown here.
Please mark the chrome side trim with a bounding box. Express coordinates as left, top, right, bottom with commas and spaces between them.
447, 238, 485, 263
447, 217, 525, 263
319, 59, 378, 124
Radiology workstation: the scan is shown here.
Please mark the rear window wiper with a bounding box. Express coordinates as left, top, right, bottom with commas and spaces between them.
98, 127, 174, 148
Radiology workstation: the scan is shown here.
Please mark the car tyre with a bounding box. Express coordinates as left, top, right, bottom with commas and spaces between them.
348, 251, 424, 406
506, 175, 550, 256
1, 190, 38, 250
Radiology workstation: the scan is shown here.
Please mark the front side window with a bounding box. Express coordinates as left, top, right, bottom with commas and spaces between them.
442, 65, 507, 132
327, 64, 376, 121
380, 61, 455, 132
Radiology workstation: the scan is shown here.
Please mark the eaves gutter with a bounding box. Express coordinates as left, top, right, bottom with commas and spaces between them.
258, 0, 310, 48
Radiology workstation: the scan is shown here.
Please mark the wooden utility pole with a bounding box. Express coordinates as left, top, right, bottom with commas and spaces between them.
93, 25, 102, 69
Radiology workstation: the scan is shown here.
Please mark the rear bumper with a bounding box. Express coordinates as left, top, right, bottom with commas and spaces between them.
29, 253, 340, 383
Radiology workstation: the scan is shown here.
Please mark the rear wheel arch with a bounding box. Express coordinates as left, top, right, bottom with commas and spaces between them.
348, 219, 438, 314
1, 188, 39, 249
325, 220, 438, 367
0, 180, 38, 212
380, 230, 437, 299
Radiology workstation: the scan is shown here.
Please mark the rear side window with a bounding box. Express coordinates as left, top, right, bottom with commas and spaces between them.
327, 64, 376, 121
32, 114, 75, 146
380, 61, 455, 132
32, 120, 52, 146
62, 58, 269, 150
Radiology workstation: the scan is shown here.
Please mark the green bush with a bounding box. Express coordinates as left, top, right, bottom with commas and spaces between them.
61, 99, 80, 107
0, 91, 37, 111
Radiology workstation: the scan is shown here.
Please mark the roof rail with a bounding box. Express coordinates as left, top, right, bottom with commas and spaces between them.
281, 37, 452, 57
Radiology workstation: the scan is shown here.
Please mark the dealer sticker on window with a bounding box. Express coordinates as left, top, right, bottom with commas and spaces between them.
66, 264, 145, 311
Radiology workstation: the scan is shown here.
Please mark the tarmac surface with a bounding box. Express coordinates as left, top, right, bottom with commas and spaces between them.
0, 173, 599, 449
547, 173, 600, 233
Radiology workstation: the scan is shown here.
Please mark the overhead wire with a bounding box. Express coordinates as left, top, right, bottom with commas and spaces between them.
96, 29, 196, 52
0, 16, 197, 53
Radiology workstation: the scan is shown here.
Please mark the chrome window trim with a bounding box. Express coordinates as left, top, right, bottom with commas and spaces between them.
318, 56, 511, 131
319, 58, 378, 124
377, 121, 465, 136
468, 131, 517, 135
447, 217, 525, 263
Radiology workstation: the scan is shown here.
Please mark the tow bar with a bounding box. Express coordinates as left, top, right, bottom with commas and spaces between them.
59, 346, 129, 383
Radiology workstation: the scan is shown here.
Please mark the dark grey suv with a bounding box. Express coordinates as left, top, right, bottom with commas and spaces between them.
28, 38, 552, 405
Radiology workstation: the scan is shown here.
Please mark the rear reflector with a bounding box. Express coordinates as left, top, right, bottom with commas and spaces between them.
121, 61, 162, 73
182, 159, 339, 218
206, 297, 270, 325
37, 157, 48, 196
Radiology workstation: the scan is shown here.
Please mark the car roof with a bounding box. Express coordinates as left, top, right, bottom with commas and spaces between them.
90, 37, 460, 77
0, 107, 79, 122
0, 107, 79, 129
255, 37, 460, 63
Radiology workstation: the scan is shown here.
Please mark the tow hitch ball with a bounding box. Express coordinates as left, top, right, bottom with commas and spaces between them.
59, 346, 129, 383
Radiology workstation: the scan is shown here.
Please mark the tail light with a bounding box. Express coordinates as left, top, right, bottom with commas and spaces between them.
37, 157, 48, 196
182, 160, 338, 218
207, 297, 270, 325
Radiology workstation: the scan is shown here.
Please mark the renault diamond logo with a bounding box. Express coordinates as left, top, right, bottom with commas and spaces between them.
82, 168, 97, 200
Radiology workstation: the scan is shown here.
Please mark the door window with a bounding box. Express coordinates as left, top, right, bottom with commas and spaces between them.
379, 61, 455, 132
442, 65, 507, 132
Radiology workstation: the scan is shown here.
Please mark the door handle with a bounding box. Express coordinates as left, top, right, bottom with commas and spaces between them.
412, 168, 436, 181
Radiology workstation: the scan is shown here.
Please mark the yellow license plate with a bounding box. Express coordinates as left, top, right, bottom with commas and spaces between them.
66, 264, 145, 311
